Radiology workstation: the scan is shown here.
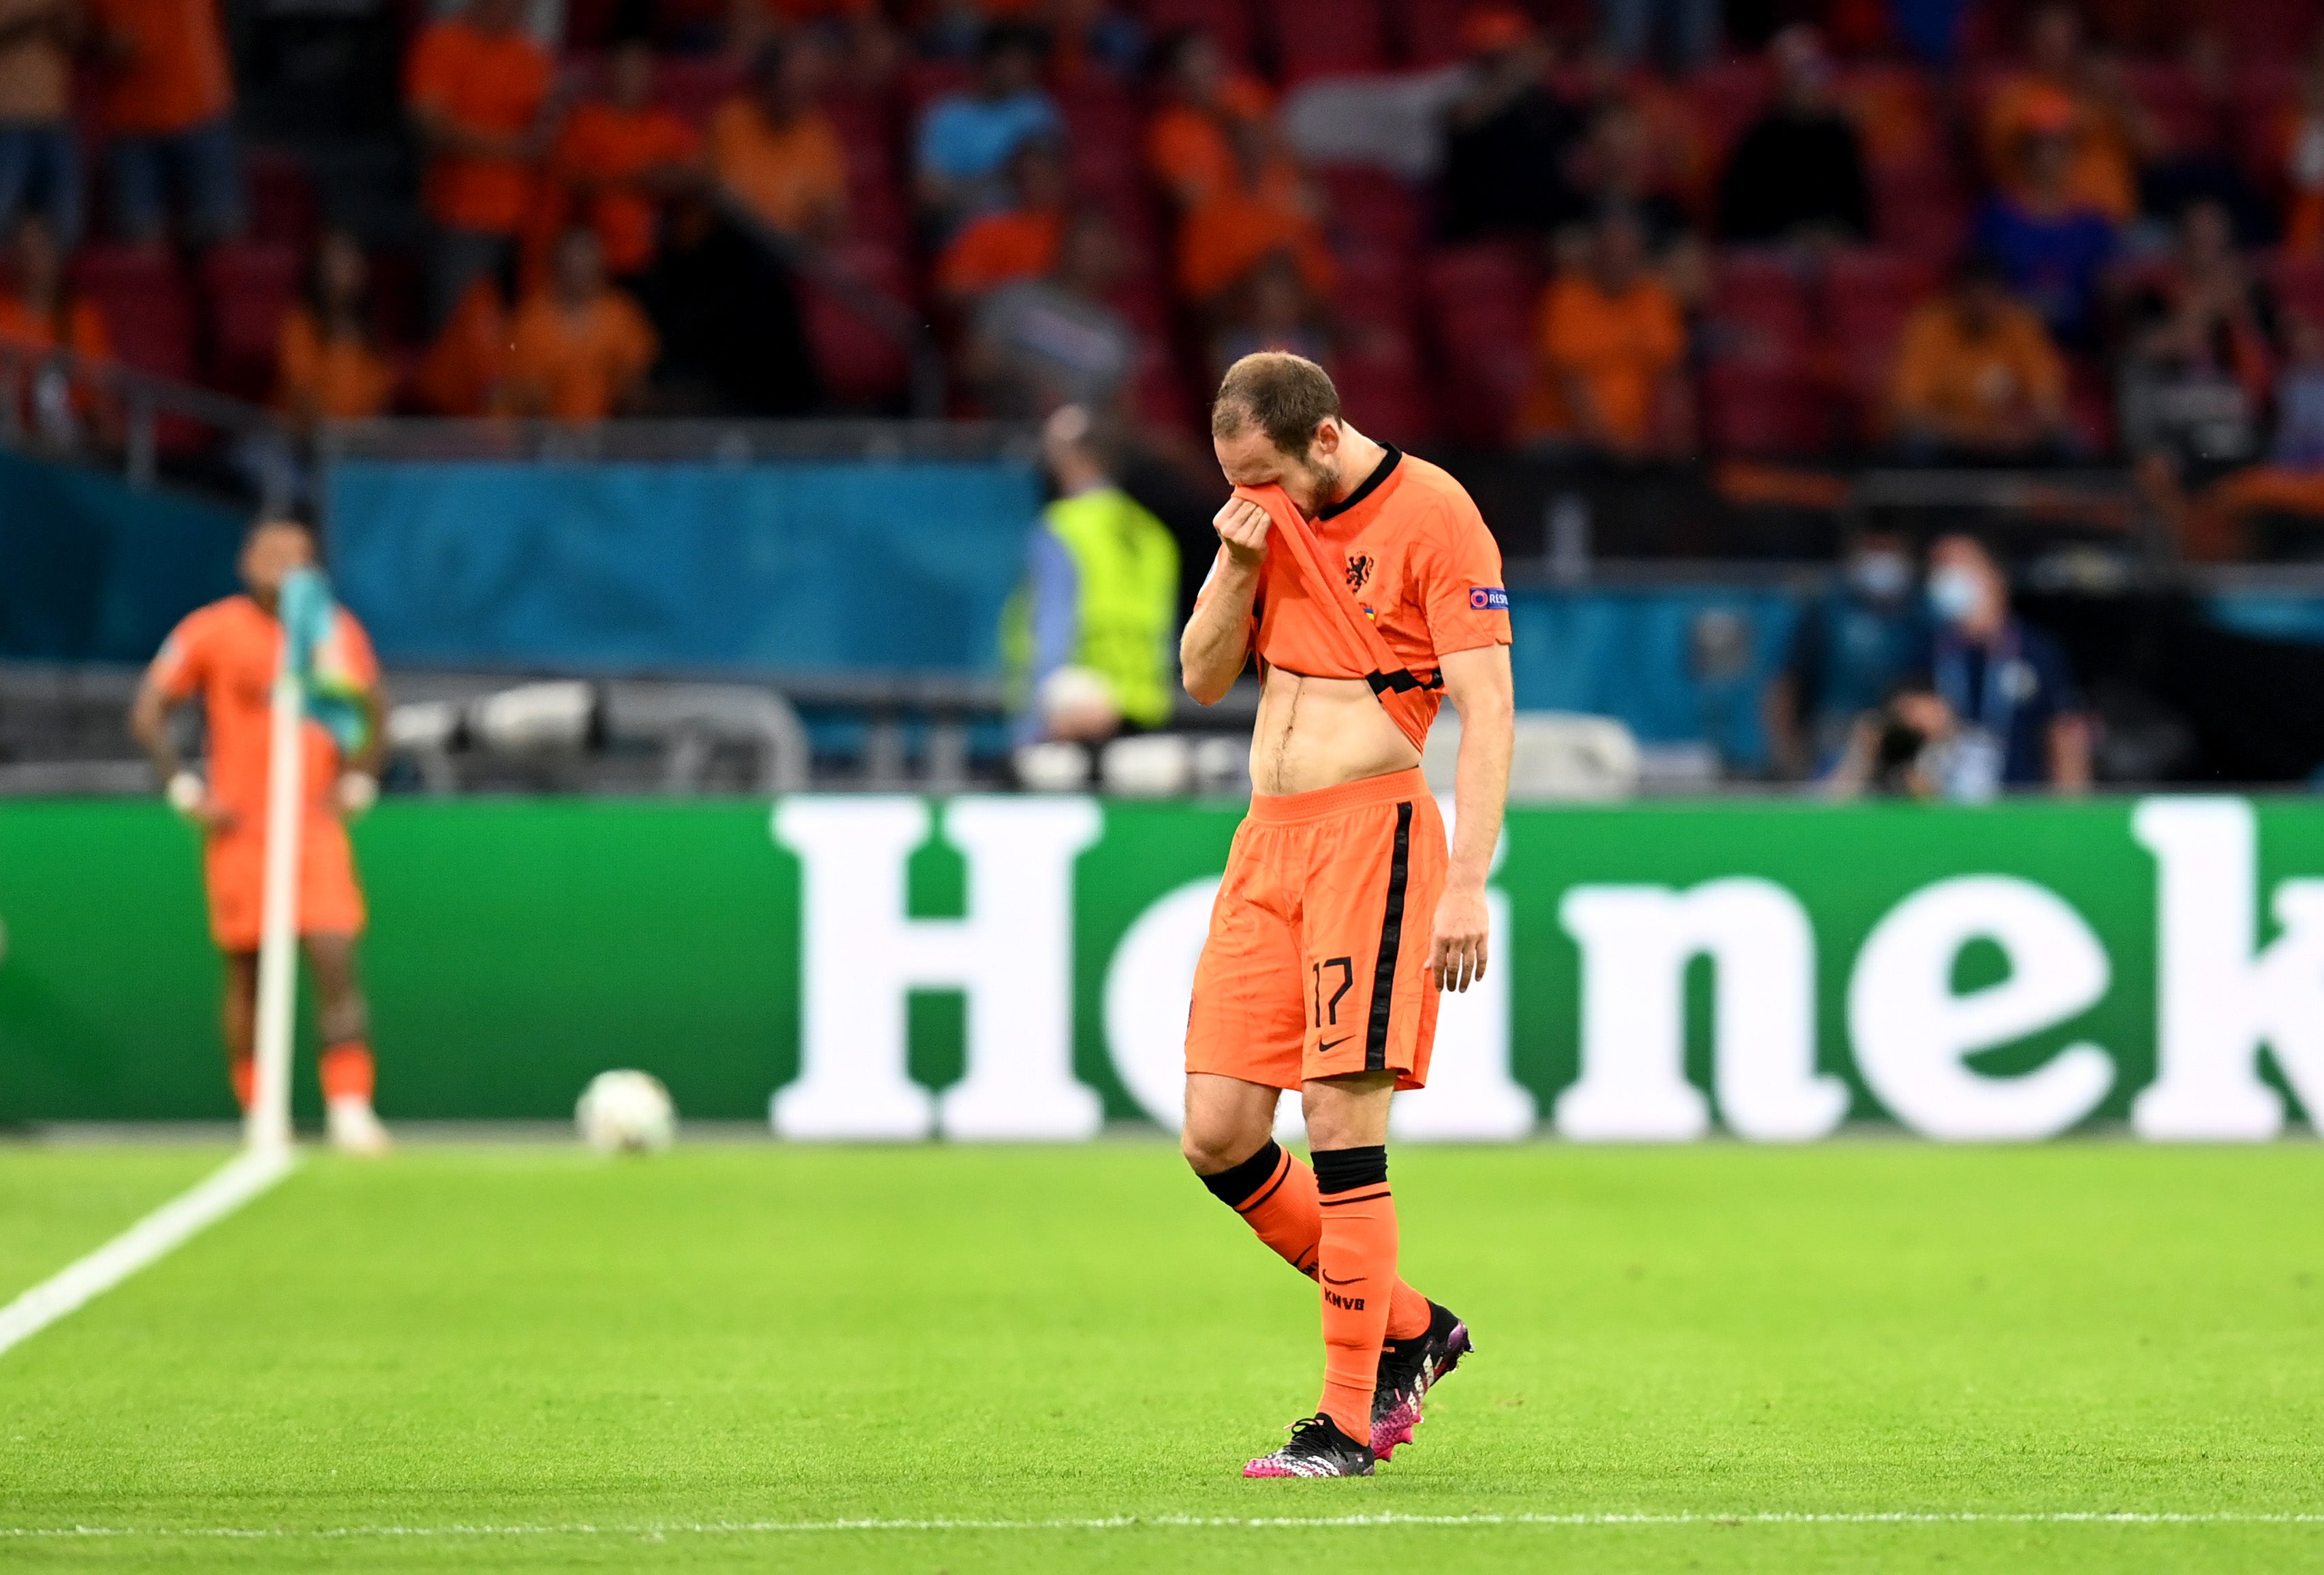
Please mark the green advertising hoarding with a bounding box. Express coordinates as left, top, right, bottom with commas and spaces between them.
0, 795, 2317, 1138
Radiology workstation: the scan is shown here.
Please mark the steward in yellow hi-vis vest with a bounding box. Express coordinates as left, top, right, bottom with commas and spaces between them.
1004, 409, 1180, 743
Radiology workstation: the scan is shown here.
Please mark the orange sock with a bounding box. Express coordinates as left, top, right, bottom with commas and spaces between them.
1199, 1139, 1432, 1341
229, 1057, 255, 1112
1313, 1145, 1398, 1442
318, 1041, 375, 1102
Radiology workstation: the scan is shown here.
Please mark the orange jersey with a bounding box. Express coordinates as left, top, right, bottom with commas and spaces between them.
84, 0, 232, 134
149, 595, 379, 822
1217, 448, 1511, 751
548, 100, 701, 275
405, 18, 553, 234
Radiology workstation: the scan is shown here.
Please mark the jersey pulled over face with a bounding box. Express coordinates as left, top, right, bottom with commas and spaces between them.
150, 595, 379, 818
1236, 446, 1512, 750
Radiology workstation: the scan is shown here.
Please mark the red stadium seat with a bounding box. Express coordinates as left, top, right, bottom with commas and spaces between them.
801, 240, 915, 405
1129, 339, 1197, 435
1137, 0, 1255, 64
71, 246, 194, 383
1824, 249, 1936, 441
1333, 322, 1433, 446
650, 57, 744, 127
244, 149, 319, 247
1315, 164, 1422, 256
1871, 164, 1966, 264
202, 242, 302, 402
1398, 0, 1483, 68
2270, 253, 2324, 330
1332, 242, 1415, 322
1421, 243, 1537, 446
1702, 360, 1830, 458
1265, 0, 1389, 82
1706, 249, 1810, 360
1684, 59, 1774, 168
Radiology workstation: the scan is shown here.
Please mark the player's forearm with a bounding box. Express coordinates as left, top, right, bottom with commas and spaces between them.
1447, 683, 1512, 891
1179, 561, 1259, 704
128, 689, 182, 780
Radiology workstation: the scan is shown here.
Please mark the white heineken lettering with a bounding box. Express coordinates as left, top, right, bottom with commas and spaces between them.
1101, 876, 1221, 1132
1392, 796, 1535, 1140
1849, 876, 2114, 1140
1555, 878, 1846, 1142
771, 796, 1103, 1140
2132, 797, 2324, 1140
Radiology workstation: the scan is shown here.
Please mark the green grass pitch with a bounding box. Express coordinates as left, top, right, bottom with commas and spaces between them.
1, 1140, 2321, 1572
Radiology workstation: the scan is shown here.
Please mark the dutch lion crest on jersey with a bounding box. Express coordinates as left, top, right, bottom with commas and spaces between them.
1345, 554, 1374, 593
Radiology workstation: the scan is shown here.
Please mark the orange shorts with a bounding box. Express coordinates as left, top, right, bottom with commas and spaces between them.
1186, 766, 1445, 1093
203, 814, 367, 953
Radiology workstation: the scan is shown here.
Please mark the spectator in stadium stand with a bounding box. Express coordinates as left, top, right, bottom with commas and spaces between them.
1905, 533, 2093, 796
1980, 3, 2155, 226
1715, 26, 1871, 247
1517, 205, 1693, 461
2116, 198, 2279, 476
1763, 526, 1930, 781
2274, 40, 2324, 257
2163, 313, 2324, 558
1887, 253, 2070, 461
915, 21, 1061, 234
537, 40, 703, 289
0, 213, 110, 441
0, 0, 82, 247
413, 274, 509, 416
967, 210, 1135, 417
1174, 115, 1332, 308
1437, 5, 1585, 243
708, 36, 847, 244
1564, 99, 1706, 306
1597, 0, 1717, 74
924, 0, 1139, 78
499, 226, 660, 420
726, 0, 894, 89
1970, 112, 2118, 349
1145, 25, 1272, 213
273, 230, 396, 428
1004, 403, 1178, 748
935, 135, 1065, 308
84, 0, 242, 245
1208, 251, 1329, 385
405, 0, 558, 328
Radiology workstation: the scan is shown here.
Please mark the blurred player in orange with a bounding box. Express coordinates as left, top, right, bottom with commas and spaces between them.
1180, 352, 1514, 1478
129, 517, 393, 1155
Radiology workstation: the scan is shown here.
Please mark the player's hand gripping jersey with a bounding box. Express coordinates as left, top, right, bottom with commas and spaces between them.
149, 596, 379, 951
1187, 447, 1512, 1093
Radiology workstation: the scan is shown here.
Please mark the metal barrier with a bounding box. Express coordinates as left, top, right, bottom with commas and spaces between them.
0, 341, 292, 508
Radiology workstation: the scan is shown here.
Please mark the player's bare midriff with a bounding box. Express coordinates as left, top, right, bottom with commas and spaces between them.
1248, 666, 1422, 796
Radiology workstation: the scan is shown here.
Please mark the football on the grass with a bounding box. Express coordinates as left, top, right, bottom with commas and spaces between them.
576, 1070, 676, 1155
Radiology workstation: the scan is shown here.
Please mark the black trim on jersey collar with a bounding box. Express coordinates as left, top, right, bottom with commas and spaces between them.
1317, 443, 1402, 521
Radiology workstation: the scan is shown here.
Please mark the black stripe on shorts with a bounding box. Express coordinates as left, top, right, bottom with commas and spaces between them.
1365, 801, 1415, 1073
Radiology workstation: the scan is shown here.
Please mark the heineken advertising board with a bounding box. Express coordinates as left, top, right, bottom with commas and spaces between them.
0, 796, 2319, 1139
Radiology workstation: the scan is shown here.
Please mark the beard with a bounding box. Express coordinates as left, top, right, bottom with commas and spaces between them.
1297, 453, 1341, 518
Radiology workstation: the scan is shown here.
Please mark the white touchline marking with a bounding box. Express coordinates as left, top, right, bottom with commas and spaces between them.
0, 1513, 2319, 1539
0, 1147, 296, 1360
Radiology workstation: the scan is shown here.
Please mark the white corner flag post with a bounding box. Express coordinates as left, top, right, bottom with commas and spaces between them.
247, 622, 308, 1157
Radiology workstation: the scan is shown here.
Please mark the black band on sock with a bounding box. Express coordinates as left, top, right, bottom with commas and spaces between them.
1311, 1144, 1387, 1195
1199, 1138, 1284, 1208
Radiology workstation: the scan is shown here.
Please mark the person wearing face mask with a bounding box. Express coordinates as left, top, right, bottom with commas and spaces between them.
1912, 532, 2091, 799
1763, 528, 1929, 781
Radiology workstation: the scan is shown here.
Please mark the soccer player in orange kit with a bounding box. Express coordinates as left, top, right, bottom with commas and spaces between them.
129, 517, 394, 1155
1182, 353, 1514, 1478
